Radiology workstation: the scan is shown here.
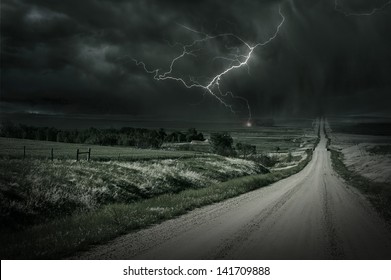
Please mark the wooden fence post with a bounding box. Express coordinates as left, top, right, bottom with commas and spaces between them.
76, 148, 90, 161
51, 148, 54, 161
23, 146, 26, 160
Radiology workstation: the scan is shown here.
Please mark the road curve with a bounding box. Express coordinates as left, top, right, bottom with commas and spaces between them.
75, 120, 391, 259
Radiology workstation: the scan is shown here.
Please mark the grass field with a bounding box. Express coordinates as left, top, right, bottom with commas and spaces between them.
229, 126, 317, 153
0, 156, 266, 228
367, 145, 391, 155
328, 118, 391, 184
0, 119, 318, 259
0, 137, 202, 161
330, 149, 391, 223
0, 119, 317, 160
328, 119, 391, 136
162, 121, 318, 155
0, 151, 312, 259
328, 117, 391, 224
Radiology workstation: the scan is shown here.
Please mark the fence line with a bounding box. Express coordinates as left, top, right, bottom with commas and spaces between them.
21, 146, 92, 161
16, 146, 202, 161
76, 148, 91, 161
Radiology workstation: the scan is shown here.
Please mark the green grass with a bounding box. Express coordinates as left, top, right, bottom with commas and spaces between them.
0, 120, 318, 259
0, 156, 265, 229
1, 122, 318, 159
0, 137, 202, 161
330, 149, 391, 223
367, 145, 391, 155
0, 150, 312, 259
328, 121, 391, 136
229, 126, 317, 153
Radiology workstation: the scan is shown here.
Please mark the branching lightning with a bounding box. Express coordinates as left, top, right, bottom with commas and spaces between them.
335, 0, 391, 16
134, 6, 285, 125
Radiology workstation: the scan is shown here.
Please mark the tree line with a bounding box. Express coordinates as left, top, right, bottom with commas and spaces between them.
0, 121, 204, 149
209, 132, 257, 158
0, 121, 262, 161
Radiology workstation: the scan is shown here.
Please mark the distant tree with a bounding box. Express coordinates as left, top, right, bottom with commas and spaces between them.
0, 122, 206, 150
196, 132, 204, 141
210, 132, 236, 156
186, 128, 196, 142
62, 130, 78, 143
101, 133, 118, 146
35, 127, 46, 141
287, 152, 293, 162
19, 124, 35, 139
62, 131, 71, 143
0, 121, 22, 138
118, 134, 130, 146
157, 128, 167, 146
46, 127, 58, 142
184, 128, 204, 142
236, 142, 256, 159
146, 130, 162, 148
166, 131, 186, 143
119, 127, 135, 135
255, 153, 279, 167
56, 131, 64, 142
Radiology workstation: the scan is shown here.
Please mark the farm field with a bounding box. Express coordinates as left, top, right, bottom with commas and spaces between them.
0, 137, 201, 161
0, 156, 266, 228
70, 119, 391, 260
229, 124, 317, 152
0, 118, 318, 164
0, 119, 318, 259
327, 117, 391, 222
328, 118, 391, 184
163, 120, 319, 162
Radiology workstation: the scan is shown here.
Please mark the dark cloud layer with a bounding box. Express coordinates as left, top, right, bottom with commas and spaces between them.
1, 0, 391, 121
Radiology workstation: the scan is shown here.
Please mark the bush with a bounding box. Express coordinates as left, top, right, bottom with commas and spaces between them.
210, 132, 236, 156
253, 153, 279, 167
236, 142, 256, 158
287, 152, 293, 162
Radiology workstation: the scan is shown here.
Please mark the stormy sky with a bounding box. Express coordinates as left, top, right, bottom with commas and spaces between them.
1, 0, 391, 123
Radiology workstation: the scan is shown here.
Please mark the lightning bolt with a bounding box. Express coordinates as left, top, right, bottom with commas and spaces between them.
335, 0, 391, 16
134, 6, 285, 125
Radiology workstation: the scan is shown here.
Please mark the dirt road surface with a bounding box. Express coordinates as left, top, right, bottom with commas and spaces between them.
74, 120, 391, 259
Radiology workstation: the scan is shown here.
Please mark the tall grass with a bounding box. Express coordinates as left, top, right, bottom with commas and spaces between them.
0, 156, 264, 228
0, 137, 202, 160
330, 149, 391, 223
0, 150, 312, 259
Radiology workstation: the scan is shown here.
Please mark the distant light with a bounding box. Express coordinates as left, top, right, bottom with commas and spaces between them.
27, 110, 41, 115
246, 121, 252, 127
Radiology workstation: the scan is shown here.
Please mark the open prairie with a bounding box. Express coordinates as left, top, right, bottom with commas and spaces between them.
0, 119, 317, 259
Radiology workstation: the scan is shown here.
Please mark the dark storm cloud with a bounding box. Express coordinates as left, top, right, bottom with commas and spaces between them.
1, 0, 391, 119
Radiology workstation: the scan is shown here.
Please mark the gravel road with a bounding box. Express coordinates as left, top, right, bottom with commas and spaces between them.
73, 120, 391, 259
